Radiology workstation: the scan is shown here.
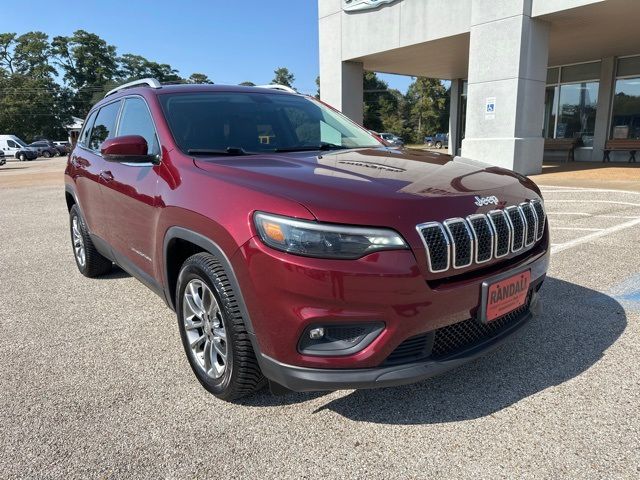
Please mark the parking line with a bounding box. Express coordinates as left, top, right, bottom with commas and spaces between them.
540, 185, 640, 196
547, 199, 640, 208
551, 217, 640, 254
552, 227, 605, 231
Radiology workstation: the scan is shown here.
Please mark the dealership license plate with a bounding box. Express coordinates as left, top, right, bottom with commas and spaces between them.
483, 270, 531, 323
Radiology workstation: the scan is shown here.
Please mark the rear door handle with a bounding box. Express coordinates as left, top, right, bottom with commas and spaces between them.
99, 170, 114, 182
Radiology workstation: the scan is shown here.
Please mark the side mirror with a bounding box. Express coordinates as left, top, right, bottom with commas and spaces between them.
101, 135, 159, 164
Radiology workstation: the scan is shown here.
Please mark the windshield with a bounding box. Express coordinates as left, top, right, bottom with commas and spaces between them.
14, 138, 28, 147
159, 92, 382, 155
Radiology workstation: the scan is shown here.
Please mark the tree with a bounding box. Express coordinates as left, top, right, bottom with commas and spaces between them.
14, 32, 55, 79
315, 75, 320, 99
271, 67, 294, 88
405, 77, 448, 141
52, 30, 119, 115
188, 72, 213, 84
0, 33, 16, 73
0, 74, 71, 141
119, 53, 182, 83
363, 71, 391, 132
239, 81, 255, 86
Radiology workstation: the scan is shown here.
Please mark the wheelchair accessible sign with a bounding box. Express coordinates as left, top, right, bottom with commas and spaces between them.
485, 97, 496, 120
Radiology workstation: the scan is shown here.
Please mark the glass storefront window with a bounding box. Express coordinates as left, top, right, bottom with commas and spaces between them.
611, 78, 640, 139
543, 86, 558, 138
556, 82, 599, 147
544, 62, 600, 147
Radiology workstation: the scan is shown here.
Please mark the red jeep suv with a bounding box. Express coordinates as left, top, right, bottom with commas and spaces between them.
65, 79, 549, 400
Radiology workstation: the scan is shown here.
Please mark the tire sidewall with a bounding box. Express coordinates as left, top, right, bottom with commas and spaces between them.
19, 153, 25, 161
44, 150, 51, 158
176, 262, 235, 396
69, 205, 88, 275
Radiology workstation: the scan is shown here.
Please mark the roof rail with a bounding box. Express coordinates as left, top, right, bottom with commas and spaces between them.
256, 84, 297, 94
104, 78, 162, 98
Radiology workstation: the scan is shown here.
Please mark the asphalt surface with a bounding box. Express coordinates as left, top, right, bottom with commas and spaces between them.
1, 159, 639, 478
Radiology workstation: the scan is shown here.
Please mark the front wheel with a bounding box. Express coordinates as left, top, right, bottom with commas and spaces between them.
176, 253, 266, 401
435, 141, 443, 149
43, 150, 51, 158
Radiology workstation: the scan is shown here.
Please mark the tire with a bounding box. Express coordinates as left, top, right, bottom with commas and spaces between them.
18, 153, 26, 161
435, 141, 443, 149
176, 253, 266, 401
43, 150, 51, 158
69, 205, 112, 277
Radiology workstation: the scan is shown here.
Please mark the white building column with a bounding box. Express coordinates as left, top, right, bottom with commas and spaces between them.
592, 56, 616, 161
319, 5, 364, 125
461, 0, 549, 175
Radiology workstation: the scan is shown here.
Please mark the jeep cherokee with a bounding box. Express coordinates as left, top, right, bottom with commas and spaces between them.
64, 79, 549, 400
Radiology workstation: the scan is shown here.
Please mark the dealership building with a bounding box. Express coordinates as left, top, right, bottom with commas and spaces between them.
318, 0, 640, 174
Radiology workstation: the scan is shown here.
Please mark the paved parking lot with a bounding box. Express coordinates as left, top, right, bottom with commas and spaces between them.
1, 159, 639, 478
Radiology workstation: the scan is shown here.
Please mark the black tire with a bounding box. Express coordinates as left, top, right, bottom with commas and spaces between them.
18, 153, 26, 161
176, 253, 266, 401
435, 141, 443, 149
69, 204, 112, 277
43, 150, 51, 158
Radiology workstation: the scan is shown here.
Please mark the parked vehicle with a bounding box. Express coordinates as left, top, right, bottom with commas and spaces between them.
53, 141, 71, 155
0, 150, 5, 167
0, 135, 38, 161
424, 133, 449, 149
379, 132, 404, 147
65, 79, 549, 401
29, 140, 59, 158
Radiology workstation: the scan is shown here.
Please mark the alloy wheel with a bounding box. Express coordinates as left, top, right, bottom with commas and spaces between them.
72, 216, 86, 267
183, 279, 228, 379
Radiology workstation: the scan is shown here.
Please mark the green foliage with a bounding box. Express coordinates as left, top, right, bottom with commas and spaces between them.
188, 73, 213, 84
0, 74, 71, 141
362, 72, 449, 143
239, 81, 256, 86
272, 67, 295, 88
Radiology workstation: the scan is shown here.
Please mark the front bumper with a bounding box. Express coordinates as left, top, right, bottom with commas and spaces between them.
259, 291, 537, 392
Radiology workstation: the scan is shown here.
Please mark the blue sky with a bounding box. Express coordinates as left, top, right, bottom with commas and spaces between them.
9, 0, 414, 94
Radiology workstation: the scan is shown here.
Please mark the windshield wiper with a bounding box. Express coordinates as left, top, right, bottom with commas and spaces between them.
273, 143, 349, 153
188, 147, 253, 156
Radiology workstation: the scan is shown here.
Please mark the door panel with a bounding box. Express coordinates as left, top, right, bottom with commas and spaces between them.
100, 97, 160, 278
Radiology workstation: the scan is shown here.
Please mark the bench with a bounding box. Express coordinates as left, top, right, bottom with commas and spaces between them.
544, 138, 579, 162
603, 139, 640, 163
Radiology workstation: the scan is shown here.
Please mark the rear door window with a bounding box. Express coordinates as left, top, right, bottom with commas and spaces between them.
89, 101, 121, 152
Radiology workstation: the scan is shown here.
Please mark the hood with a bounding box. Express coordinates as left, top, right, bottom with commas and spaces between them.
194, 148, 541, 242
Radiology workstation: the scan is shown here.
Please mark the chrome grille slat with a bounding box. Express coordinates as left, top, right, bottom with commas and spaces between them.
417, 200, 545, 273
443, 218, 473, 269
487, 210, 511, 258
467, 214, 493, 264
505, 206, 525, 252
531, 200, 546, 240
416, 222, 450, 273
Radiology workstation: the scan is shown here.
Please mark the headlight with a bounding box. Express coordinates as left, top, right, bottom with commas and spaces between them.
254, 212, 408, 259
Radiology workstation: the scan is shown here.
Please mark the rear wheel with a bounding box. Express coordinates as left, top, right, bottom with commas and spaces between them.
69, 205, 112, 277
435, 141, 443, 149
18, 153, 26, 161
43, 150, 52, 158
176, 253, 266, 401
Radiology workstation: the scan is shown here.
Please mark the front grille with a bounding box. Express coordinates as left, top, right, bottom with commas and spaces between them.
417, 200, 545, 273
383, 294, 531, 365
444, 219, 473, 268
384, 332, 431, 365
431, 294, 531, 359
506, 206, 525, 251
487, 210, 511, 258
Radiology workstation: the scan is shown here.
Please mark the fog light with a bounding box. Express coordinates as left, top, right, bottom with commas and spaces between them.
309, 327, 325, 339
298, 322, 385, 356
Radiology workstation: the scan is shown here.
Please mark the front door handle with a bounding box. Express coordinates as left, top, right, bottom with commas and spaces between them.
99, 170, 114, 182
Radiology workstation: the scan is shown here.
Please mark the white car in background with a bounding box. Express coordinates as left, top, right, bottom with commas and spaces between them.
0, 135, 39, 161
